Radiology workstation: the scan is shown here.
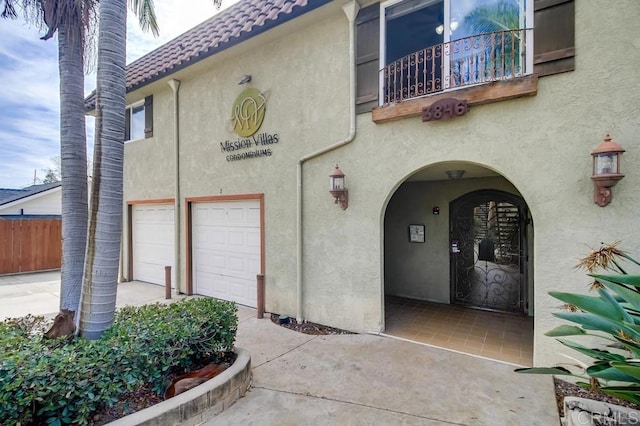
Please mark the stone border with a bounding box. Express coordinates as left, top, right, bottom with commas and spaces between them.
107, 347, 251, 426
564, 396, 640, 426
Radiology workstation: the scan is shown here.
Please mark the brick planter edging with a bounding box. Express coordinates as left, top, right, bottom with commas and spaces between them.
107, 347, 251, 426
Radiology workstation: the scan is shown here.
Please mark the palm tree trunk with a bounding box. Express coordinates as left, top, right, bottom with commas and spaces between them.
58, 24, 88, 316
78, 0, 127, 340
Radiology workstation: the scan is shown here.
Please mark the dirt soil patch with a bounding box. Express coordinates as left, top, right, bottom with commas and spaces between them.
269, 313, 355, 335
553, 377, 639, 419
90, 352, 236, 425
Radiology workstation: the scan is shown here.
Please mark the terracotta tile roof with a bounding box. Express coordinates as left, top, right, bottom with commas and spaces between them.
85, 0, 332, 110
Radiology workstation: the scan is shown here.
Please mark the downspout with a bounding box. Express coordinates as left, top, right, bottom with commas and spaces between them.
168, 79, 181, 294
296, 0, 359, 322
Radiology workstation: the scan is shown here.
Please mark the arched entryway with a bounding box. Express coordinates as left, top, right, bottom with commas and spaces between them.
382, 163, 534, 366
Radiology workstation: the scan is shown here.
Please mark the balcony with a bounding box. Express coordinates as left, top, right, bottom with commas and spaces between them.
373, 29, 538, 124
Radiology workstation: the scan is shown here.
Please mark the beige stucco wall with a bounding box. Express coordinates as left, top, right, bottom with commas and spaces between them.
123, 3, 352, 310
123, 0, 640, 366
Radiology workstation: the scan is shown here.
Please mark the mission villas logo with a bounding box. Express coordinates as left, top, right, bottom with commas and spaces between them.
220, 88, 279, 162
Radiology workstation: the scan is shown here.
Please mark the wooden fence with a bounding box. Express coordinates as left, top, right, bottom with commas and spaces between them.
0, 217, 61, 274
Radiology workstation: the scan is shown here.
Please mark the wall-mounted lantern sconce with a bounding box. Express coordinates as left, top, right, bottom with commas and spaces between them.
591, 134, 625, 207
329, 165, 348, 210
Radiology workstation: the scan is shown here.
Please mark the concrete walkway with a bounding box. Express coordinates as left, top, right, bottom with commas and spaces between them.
0, 271, 560, 425
219, 307, 559, 426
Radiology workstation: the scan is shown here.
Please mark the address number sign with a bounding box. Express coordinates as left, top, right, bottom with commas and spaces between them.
422, 98, 468, 122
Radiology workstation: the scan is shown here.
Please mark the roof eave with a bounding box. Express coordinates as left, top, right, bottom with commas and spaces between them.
85, 0, 334, 112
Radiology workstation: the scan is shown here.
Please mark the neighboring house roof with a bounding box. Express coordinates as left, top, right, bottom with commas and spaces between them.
85, 0, 332, 110
0, 182, 61, 206
0, 189, 24, 202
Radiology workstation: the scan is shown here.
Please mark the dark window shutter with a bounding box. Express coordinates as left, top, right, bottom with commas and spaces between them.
356, 3, 380, 114
144, 95, 153, 138
124, 107, 131, 141
534, 0, 575, 77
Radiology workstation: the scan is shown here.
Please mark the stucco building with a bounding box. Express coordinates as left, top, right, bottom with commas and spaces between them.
98, 0, 639, 366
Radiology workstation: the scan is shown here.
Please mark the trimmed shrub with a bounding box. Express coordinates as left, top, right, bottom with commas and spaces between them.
0, 298, 237, 425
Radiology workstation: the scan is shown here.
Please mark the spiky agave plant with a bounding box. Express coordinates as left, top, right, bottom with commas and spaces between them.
516, 243, 640, 405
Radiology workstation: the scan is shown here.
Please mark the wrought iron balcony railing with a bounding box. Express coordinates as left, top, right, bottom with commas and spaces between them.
381, 29, 532, 105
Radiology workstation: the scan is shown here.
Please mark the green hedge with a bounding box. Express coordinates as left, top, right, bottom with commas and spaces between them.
0, 298, 238, 425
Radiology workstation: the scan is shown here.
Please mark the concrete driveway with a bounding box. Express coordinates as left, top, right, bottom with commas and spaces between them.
0, 271, 559, 425
0, 271, 186, 321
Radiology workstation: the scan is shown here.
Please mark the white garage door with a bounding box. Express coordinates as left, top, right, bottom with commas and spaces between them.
192, 200, 261, 307
132, 204, 175, 286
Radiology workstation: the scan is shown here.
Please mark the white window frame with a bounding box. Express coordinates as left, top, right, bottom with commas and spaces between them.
378, 0, 534, 105
126, 100, 146, 143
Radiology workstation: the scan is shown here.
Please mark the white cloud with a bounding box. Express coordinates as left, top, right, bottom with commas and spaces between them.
0, 0, 238, 189
0, 19, 60, 188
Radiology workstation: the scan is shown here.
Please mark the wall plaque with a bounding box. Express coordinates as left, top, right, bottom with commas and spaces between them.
408, 224, 425, 243
231, 88, 267, 137
220, 87, 279, 162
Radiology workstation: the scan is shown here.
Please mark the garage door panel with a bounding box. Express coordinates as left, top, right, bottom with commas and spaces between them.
135, 243, 170, 264
195, 228, 258, 253
194, 270, 220, 298
195, 251, 258, 279
192, 200, 260, 307
210, 207, 226, 221
228, 230, 245, 247
135, 262, 165, 284
132, 204, 175, 286
210, 229, 227, 245
162, 208, 173, 221
192, 251, 225, 273
193, 271, 256, 303
226, 255, 247, 273
247, 207, 260, 222
229, 276, 254, 302
246, 230, 260, 248
227, 207, 246, 223
211, 253, 226, 269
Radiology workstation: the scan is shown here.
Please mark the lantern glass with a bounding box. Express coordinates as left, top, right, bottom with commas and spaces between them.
331, 175, 345, 191
594, 153, 619, 175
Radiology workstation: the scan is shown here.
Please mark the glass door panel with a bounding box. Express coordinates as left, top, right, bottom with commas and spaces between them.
384, 0, 444, 99
449, 0, 525, 86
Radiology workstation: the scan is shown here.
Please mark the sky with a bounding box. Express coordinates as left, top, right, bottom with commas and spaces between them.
0, 0, 238, 189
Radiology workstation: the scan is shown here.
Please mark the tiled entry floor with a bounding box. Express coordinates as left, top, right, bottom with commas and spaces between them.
384, 296, 533, 366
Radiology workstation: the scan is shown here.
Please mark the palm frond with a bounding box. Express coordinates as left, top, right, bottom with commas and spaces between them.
129, 0, 159, 37
463, 0, 519, 35
1, 0, 18, 18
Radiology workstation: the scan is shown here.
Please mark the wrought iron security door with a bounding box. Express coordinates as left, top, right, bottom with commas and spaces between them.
450, 190, 527, 313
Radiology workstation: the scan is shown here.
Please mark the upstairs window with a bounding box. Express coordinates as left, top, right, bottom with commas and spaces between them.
356, 0, 573, 114
125, 95, 153, 142
380, 0, 534, 104
129, 102, 145, 140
